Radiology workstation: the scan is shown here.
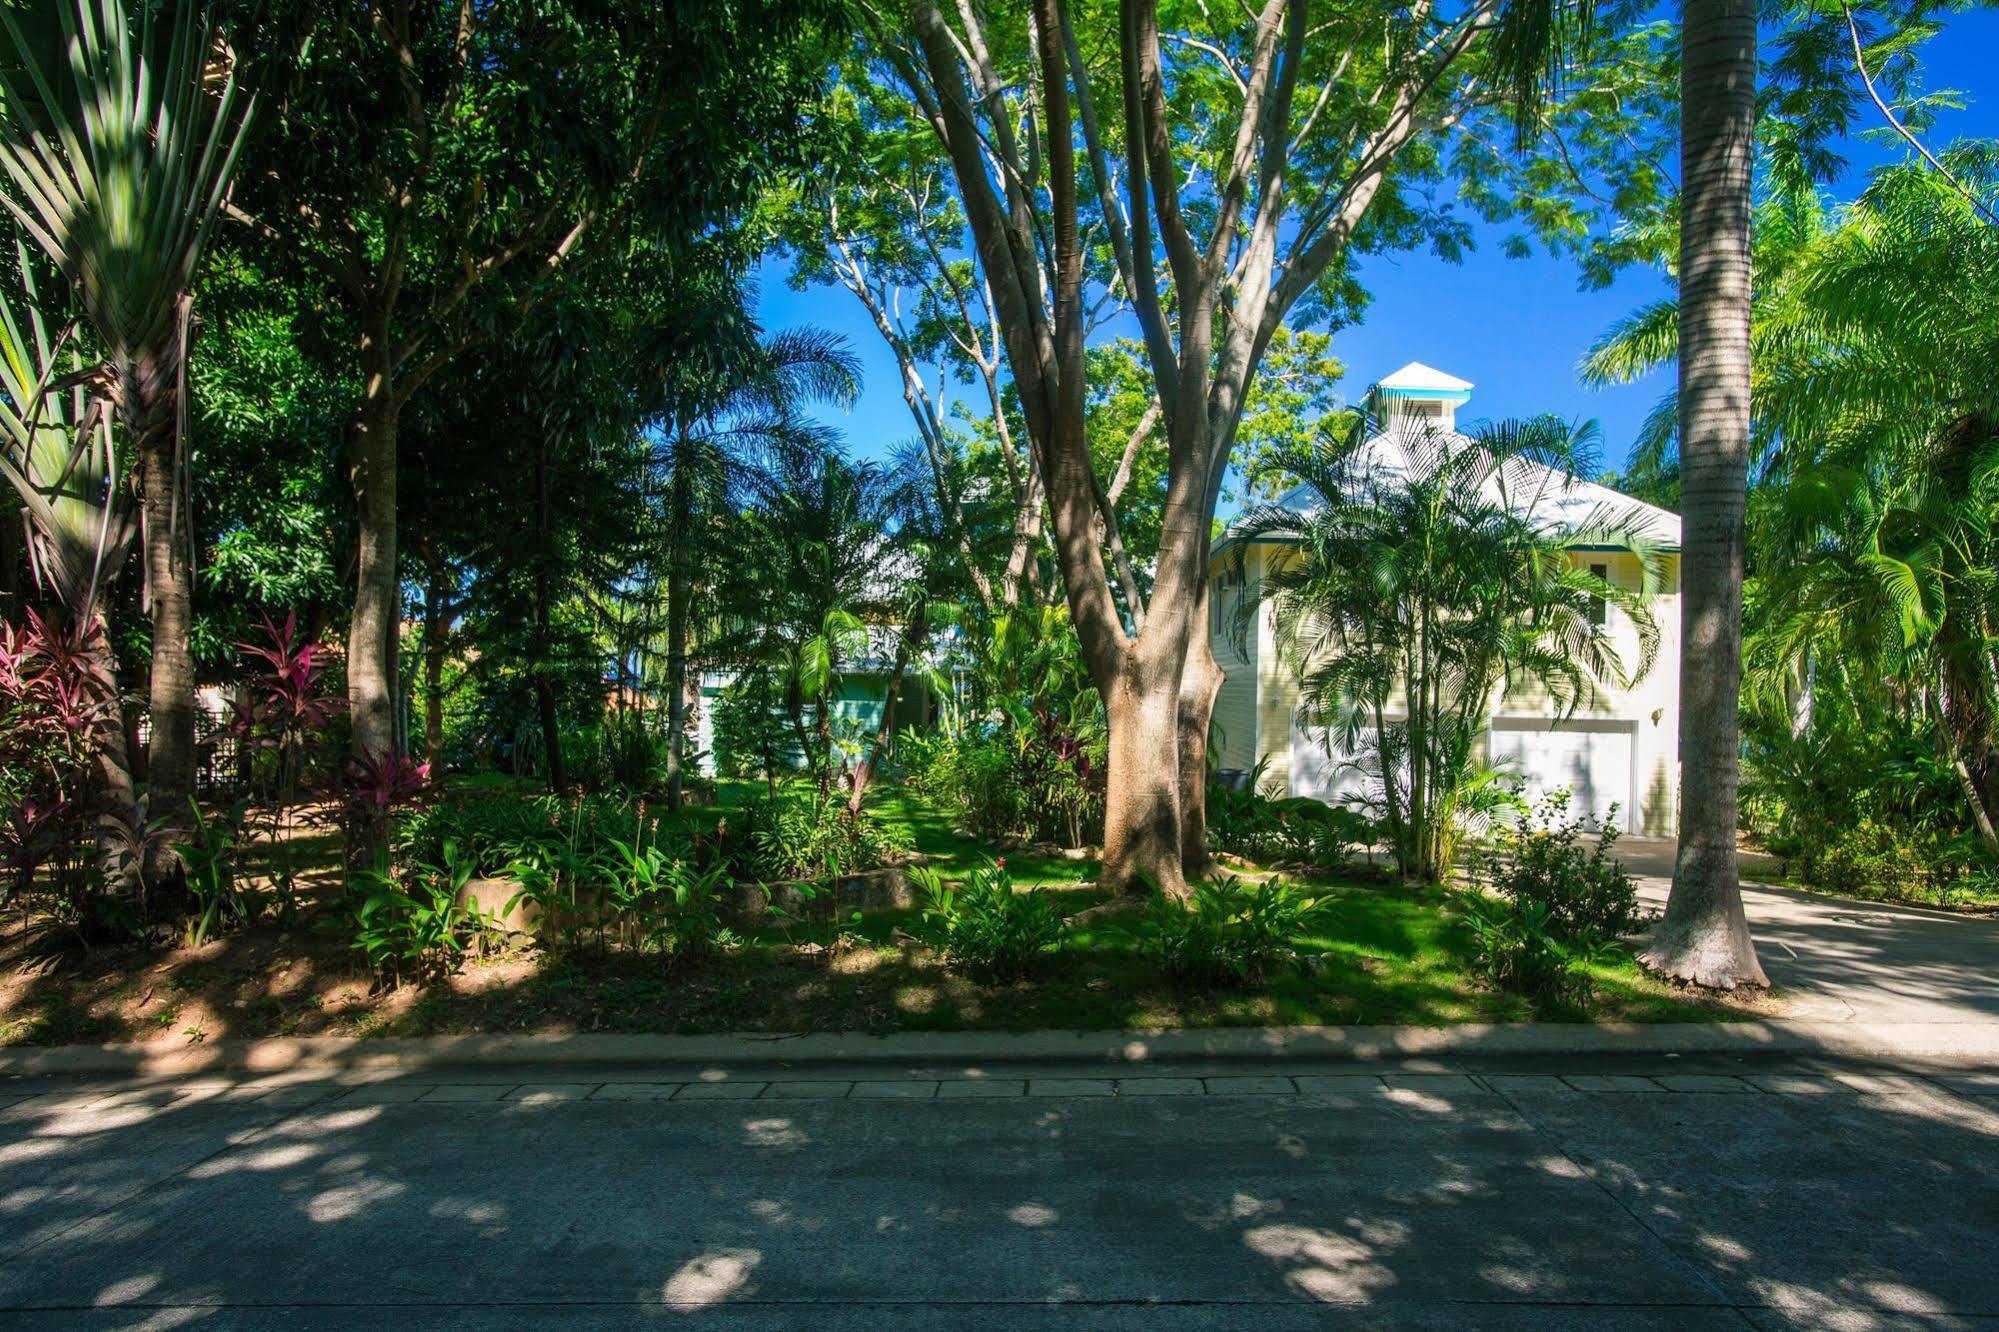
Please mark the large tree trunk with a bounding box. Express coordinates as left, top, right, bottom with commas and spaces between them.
0, 512, 20, 607
531, 433, 566, 792
88, 616, 140, 886
134, 431, 196, 845
662, 561, 690, 810
346, 326, 401, 767
1099, 631, 1193, 896
1176, 627, 1224, 879
1642, 0, 1768, 990
536, 678, 567, 792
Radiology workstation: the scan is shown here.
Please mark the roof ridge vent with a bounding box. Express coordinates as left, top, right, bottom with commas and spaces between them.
1369, 361, 1472, 429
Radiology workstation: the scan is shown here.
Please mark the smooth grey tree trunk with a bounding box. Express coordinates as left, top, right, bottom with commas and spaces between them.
135, 429, 196, 845
1642, 0, 1769, 989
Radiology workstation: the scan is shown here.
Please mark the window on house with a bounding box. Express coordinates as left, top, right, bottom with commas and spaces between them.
1589, 562, 1610, 628
1212, 569, 1245, 649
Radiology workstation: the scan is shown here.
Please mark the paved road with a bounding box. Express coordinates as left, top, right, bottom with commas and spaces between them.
1618, 837, 1999, 1026
2, 1053, 1996, 1327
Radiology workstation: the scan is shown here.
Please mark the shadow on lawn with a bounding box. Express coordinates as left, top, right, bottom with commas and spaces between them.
0, 1060, 1993, 1323
0, 862, 1746, 1051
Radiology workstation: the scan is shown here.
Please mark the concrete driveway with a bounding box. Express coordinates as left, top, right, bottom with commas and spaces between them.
0, 1054, 1995, 1326
1617, 838, 1999, 1025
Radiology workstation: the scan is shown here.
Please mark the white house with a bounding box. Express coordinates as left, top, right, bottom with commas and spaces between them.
1207, 362, 1683, 836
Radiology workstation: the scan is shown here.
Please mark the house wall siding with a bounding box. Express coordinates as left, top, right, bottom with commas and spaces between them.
1211, 546, 1260, 776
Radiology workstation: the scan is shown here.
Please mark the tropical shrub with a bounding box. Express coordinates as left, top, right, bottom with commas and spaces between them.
1456, 893, 1598, 1007
341, 751, 435, 854
912, 861, 1064, 982
1741, 699, 1997, 906
1207, 770, 1370, 869
178, 800, 257, 947
747, 792, 908, 881
0, 613, 120, 934
570, 710, 674, 795
349, 841, 502, 985
901, 719, 1106, 848
900, 730, 1023, 839
1472, 792, 1641, 946
1458, 791, 1639, 1006
1125, 875, 1334, 986
228, 613, 343, 918
710, 675, 794, 780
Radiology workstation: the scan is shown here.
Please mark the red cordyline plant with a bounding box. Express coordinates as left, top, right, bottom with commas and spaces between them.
343, 751, 434, 813
340, 750, 435, 875
0, 611, 117, 915
230, 612, 344, 756
224, 611, 345, 921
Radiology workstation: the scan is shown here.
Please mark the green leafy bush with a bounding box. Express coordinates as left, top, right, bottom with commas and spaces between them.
912, 860, 1065, 982
1208, 769, 1370, 869
900, 712, 1106, 849
1457, 792, 1639, 1006
1742, 699, 1998, 907
177, 800, 259, 947
1455, 893, 1600, 1007
570, 712, 669, 795
746, 793, 908, 882
900, 730, 1022, 839
508, 831, 736, 957
1125, 874, 1333, 986
349, 841, 501, 984
1473, 792, 1640, 945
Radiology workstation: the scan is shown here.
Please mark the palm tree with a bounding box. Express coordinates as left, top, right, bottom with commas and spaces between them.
1633, 0, 1769, 988
1745, 156, 1999, 848
0, 250, 138, 839
716, 450, 896, 788
650, 327, 858, 809
1236, 415, 1662, 882
844, 447, 967, 814
0, 0, 256, 838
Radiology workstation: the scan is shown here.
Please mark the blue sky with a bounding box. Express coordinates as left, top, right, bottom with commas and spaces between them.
757, 13, 1999, 475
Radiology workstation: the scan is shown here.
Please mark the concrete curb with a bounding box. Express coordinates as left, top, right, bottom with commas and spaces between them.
4, 1019, 1998, 1078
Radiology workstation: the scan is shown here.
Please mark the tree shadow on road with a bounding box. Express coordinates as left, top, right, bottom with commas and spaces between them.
0, 1064, 1992, 1327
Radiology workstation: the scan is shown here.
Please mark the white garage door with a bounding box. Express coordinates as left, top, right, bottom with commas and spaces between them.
1488, 720, 1635, 831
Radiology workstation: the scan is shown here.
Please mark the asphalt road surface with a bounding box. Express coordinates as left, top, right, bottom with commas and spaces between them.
2, 1052, 1996, 1328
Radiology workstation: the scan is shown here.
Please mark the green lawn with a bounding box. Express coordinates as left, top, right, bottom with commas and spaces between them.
348, 870, 1740, 1040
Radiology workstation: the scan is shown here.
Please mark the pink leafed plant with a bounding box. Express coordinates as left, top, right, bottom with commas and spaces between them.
343, 750, 435, 813
231, 611, 345, 751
